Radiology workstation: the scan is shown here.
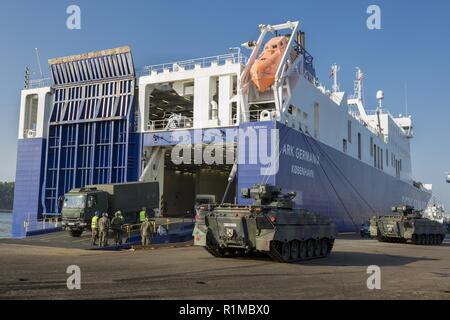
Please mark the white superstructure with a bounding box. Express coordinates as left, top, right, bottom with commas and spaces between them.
135, 21, 424, 186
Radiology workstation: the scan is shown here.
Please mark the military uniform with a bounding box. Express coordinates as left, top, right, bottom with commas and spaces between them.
140, 219, 152, 246
111, 213, 124, 246
98, 215, 110, 247
91, 215, 99, 245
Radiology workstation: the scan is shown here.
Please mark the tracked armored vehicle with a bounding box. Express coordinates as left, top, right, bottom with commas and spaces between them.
370, 205, 446, 245
193, 184, 337, 263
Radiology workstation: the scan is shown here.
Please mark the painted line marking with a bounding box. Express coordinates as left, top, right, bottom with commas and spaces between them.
71, 238, 91, 243
36, 234, 67, 240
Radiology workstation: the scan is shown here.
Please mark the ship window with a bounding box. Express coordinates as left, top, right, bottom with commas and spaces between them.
357, 133, 362, 160
232, 76, 238, 95
231, 102, 237, 125
347, 120, 352, 143
378, 146, 381, 169
147, 81, 194, 131
314, 103, 320, 139
343, 139, 347, 153
386, 150, 389, 167
303, 112, 308, 133
288, 105, 293, 114
24, 94, 39, 138
370, 137, 374, 156
374, 144, 377, 167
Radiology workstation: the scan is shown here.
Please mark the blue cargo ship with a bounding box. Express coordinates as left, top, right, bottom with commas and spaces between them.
12, 21, 431, 237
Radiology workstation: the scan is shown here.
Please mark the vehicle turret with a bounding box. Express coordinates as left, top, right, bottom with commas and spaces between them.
241, 184, 296, 209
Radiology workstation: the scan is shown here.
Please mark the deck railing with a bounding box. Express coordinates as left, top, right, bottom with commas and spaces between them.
137, 52, 248, 77
27, 78, 53, 89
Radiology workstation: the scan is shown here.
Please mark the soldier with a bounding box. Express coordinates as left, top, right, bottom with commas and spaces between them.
98, 213, 110, 247
139, 207, 147, 224
91, 211, 100, 245
140, 217, 152, 246
111, 211, 124, 247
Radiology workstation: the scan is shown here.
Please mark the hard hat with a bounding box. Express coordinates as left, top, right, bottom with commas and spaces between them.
95, 211, 100, 216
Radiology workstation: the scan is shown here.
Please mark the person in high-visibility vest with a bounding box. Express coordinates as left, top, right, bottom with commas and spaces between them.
139, 207, 147, 223
91, 211, 100, 246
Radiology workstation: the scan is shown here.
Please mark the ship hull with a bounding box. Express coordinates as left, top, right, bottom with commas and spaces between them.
237, 121, 431, 232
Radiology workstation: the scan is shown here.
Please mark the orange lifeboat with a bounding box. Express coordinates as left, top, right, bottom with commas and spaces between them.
250, 36, 291, 93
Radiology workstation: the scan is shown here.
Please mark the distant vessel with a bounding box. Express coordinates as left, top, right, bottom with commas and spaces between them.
12, 20, 431, 237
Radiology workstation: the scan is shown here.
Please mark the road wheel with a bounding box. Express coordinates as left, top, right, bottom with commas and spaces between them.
281, 242, 291, 262
320, 238, 329, 256
419, 234, 426, 245
313, 239, 321, 257
430, 235, 436, 245
299, 241, 307, 259
69, 229, 83, 237
290, 240, 300, 260
306, 239, 315, 257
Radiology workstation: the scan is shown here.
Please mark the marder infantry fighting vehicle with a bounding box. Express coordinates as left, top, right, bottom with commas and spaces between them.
370, 205, 446, 245
193, 184, 337, 263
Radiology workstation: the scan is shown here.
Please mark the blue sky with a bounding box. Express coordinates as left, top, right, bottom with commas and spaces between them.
0, 0, 449, 207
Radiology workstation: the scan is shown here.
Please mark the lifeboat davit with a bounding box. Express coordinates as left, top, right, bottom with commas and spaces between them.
250, 36, 292, 93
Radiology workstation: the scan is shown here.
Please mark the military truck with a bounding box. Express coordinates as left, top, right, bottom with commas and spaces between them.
194, 184, 337, 263
370, 205, 446, 245
62, 182, 159, 237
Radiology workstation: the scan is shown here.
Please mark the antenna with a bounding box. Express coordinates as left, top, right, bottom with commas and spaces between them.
353, 67, 364, 101
330, 63, 340, 93
35, 48, 43, 79
24, 67, 31, 89
376, 90, 384, 135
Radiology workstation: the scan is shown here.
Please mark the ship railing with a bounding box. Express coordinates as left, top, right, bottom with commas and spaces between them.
147, 116, 194, 132
137, 52, 248, 77
232, 109, 277, 125
23, 214, 63, 234
303, 69, 323, 88
27, 77, 53, 89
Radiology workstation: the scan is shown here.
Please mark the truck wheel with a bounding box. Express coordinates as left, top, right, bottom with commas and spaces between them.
69, 229, 83, 237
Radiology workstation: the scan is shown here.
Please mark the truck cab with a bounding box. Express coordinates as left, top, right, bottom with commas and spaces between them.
62, 188, 108, 237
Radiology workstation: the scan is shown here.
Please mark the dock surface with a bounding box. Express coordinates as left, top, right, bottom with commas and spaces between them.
0, 235, 449, 299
